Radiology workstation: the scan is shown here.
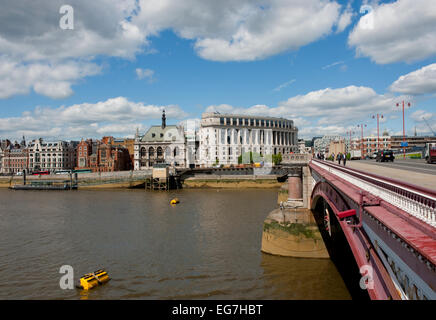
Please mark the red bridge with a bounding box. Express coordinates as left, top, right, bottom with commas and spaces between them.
308, 159, 435, 300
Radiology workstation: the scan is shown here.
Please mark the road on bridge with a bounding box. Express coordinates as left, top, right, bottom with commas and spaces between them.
332, 158, 436, 190
355, 158, 436, 175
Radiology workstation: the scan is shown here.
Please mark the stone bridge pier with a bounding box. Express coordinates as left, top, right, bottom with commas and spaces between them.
286, 165, 313, 209
261, 158, 329, 259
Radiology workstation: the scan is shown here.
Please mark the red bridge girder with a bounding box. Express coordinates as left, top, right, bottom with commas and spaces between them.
310, 160, 436, 300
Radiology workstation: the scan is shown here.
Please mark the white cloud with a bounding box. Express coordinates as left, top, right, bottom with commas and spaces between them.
136, 68, 155, 83
206, 85, 406, 131
0, 97, 188, 140
137, 0, 347, 62
0, 0, 146, 99
273, 79, 296, 92
0, 57, 101, 99
390, 63, 436, 95
0, 0, 353, 98
348, 0, 436, 64
0, 0, 146, 61
322, 60, 344, 70
410, 110, 433, 122
335, 3, 353, 33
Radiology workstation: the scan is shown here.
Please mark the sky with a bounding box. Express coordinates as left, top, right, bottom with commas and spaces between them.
0, 0, 435, 142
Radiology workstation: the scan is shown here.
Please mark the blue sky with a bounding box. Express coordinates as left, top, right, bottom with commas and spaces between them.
0, 0, 435, 141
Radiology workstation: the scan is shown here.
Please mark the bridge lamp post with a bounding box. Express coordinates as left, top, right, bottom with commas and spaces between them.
371, 114, 384, 153
357, 124, 367, 159
346, 130, 355, 153
396, 101, 411, 159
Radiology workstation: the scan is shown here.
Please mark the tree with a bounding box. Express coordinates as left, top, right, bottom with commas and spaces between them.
272, 153, 282, 165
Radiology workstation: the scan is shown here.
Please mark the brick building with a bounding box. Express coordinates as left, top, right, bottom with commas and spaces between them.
75, 137, 131, 172
350, 135, 392, 157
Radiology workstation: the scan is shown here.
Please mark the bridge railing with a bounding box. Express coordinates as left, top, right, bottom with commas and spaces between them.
311, 159, 436, 228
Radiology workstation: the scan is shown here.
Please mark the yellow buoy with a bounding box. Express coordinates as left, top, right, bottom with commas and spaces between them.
170, 198, 180, 205
77, 269, 110, 290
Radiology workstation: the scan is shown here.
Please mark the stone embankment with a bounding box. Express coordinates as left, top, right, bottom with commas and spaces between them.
1, 170, 152, 189
182, 175, 282, 189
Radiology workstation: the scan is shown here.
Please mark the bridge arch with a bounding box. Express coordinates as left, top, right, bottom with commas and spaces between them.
311, 180, 354, 216
310, 180, 370, 300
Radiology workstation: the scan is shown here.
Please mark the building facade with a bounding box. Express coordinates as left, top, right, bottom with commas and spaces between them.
313, 135, 342, 155
134, 111, 187, 169
1, 139, 28, 174
0, 139, 11, 173
390, 135, 436, 152
76, 138, 131, 172
28, 138, 78, 172
198, 112, 298, 167
347, 135, 392, 158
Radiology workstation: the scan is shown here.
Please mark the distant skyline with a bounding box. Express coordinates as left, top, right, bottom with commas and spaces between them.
0, 0, 435, 141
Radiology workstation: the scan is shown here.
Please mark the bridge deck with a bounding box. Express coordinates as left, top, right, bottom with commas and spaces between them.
311, 160, 436, 263
310, 159, 436, 299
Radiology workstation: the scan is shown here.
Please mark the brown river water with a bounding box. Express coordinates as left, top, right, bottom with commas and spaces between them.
0, 188, 351, 299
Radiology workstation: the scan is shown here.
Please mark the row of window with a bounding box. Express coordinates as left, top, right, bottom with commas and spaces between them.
140, 146, 180, 157
219, 117, 293, 129
217, 129, 295, 146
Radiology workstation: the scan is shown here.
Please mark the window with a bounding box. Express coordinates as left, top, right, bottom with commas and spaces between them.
255, 119, 259, 126
239, 118, 243, 125
250, 119, 254, 126
220, 117, 224, 125
157, 147, 163, 157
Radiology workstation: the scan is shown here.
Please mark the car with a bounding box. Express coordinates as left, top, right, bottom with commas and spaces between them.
375, 150, 394, 162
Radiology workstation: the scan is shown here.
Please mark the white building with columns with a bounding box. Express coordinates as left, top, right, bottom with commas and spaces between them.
198, 112, 298, 167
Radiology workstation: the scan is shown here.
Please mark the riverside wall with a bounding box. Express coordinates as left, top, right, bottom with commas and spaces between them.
0, 170, 152, 189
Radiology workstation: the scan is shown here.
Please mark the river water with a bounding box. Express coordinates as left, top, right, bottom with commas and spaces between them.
0, 188, 351, 300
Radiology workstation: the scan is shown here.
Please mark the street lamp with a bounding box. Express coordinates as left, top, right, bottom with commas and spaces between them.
371, 114, 384, 152
396, 101, 411, 159
357, 124, 367, 159
346, 130, 355, 153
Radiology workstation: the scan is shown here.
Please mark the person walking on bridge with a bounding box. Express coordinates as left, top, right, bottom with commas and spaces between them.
343, 153, 347, 166
337, 153, 342, 165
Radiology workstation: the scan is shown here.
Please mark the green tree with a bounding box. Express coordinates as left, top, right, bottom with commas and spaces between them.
272, 153, 282, 165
